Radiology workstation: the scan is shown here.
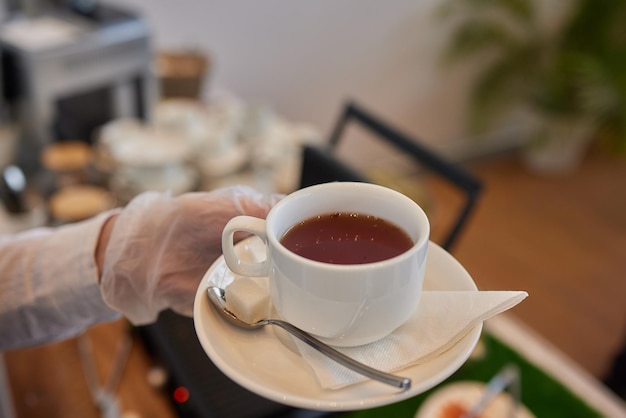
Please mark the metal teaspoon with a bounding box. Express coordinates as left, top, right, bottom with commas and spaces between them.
206, 286, 411, 390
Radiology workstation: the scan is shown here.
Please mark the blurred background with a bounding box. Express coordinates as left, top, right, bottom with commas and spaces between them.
1, 1, 625, 417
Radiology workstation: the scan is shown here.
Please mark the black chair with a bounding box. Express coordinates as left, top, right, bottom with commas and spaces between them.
300, 101, 483, 252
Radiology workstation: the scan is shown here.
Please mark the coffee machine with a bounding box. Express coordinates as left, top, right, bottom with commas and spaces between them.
1, 0, 156, 172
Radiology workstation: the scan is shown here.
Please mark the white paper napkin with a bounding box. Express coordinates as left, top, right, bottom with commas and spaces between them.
292, 290, 527, 389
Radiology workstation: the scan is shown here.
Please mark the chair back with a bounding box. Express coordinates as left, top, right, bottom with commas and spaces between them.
299, 101, 482, 252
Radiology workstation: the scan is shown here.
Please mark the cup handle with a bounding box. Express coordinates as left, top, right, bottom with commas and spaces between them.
221, 215, 268, 277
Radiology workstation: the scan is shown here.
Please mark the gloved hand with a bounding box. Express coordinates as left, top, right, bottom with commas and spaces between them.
99, 186, 282, 324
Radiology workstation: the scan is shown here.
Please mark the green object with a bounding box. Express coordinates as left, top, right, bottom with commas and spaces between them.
339, 333, 600, 418
439, 0, 626, 155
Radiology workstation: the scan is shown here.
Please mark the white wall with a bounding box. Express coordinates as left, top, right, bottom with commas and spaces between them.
116, 0, 487, 157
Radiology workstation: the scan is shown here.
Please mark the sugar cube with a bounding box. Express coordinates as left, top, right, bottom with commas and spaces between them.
225, 277, 271, 324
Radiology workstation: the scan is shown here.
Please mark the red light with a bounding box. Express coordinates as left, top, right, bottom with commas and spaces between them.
173, 386, 190, 403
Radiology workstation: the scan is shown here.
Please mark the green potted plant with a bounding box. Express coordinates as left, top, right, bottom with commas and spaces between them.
439, 0, 626, 173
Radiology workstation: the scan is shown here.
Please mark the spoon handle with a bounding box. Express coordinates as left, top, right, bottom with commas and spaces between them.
268, 319, 411, 390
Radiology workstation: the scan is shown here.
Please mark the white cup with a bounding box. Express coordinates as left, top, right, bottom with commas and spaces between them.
221, 182, 430, 347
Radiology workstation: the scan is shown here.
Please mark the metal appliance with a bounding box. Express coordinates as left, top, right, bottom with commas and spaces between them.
1, 0, 155, 171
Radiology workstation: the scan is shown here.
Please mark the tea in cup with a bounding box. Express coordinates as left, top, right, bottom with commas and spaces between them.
221, 182, 430, 347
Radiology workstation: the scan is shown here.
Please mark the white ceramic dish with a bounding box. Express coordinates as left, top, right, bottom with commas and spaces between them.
193, 236, 482, 411
415, 381, 536, 418
109, 164, 198, 203
196, 141, 250, 178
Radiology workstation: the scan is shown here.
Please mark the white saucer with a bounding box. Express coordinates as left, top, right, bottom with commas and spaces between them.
193, 236, 482, 411
415, 381, 536, 418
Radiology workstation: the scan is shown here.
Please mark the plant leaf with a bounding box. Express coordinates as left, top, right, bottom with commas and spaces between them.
438, 0, 534, 26
442, 18, 532, 68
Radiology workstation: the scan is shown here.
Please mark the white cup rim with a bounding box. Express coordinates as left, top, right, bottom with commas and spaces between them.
265, 182, 430, 271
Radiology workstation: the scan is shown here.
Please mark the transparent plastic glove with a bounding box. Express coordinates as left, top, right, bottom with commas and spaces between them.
99, 186, 282, 324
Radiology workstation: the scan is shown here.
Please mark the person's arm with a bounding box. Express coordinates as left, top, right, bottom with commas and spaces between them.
0, 211, 122, 351
0, 186, 280, 351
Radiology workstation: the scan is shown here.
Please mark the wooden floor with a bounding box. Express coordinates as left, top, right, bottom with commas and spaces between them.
446, 148, 626, 381
3, 147, 626, 417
